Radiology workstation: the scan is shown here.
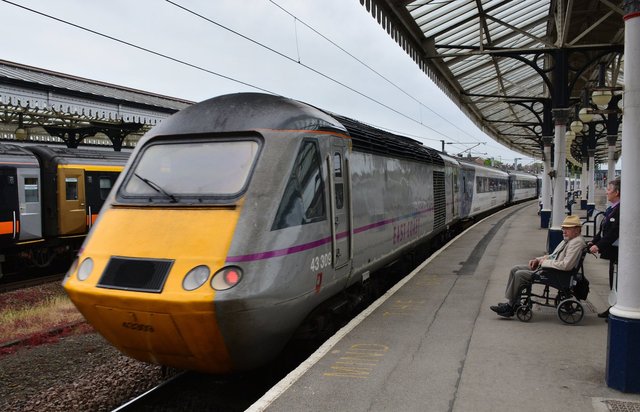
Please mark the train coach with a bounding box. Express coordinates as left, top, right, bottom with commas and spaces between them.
509, 170, 539, 203
63, 93, 538, 374
0, 144, 128, 276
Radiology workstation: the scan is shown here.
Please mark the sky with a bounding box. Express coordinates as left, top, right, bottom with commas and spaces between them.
0, 0, 538, 166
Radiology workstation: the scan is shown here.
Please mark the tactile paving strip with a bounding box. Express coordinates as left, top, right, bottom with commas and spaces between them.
605, 399, 640, 412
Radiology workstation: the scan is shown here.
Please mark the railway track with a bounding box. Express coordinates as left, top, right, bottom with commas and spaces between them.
112, 371, 188, 412
0, 273, 65, 293
110, 351, 313, 412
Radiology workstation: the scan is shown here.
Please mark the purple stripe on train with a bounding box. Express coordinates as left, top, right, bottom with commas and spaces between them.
226, 207, 435, 263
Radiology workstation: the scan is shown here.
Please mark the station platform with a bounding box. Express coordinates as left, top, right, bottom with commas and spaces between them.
248, 193, 640, 412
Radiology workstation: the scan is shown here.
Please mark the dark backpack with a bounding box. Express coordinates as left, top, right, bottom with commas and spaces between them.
573, 274, 590, 300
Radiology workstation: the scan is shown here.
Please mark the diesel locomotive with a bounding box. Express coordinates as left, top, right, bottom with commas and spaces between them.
0, 144, 128, 276
63, 93, 538, 373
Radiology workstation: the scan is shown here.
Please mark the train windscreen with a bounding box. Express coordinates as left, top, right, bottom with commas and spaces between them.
119, 139, 260, 203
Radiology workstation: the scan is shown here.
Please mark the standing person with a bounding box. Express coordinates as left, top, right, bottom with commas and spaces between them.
490, 215, 586, 318
588, 177, 620, 318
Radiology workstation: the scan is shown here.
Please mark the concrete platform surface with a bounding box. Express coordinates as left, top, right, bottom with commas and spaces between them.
248, 195, 640, 412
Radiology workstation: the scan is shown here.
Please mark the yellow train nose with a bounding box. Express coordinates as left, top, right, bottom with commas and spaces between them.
64, 206, 242, 373
66, 282, 235, 372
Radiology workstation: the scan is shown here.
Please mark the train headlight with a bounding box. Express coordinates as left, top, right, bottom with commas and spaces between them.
211, 266, 243, 291
183, 265, 210, 291
77, 258, 94, 281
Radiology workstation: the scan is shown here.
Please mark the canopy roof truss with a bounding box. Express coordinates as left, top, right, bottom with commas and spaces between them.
359, 0, 625, 164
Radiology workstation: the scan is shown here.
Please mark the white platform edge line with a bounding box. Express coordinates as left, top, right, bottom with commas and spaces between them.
245, 206, 516, 412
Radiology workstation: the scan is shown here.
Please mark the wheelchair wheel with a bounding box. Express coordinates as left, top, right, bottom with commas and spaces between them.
516, 305, 533, 322
557, 299, 584, 324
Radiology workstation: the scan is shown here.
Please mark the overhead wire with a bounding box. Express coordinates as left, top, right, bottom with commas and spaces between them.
167, 0, 525, 155
269, 1, 533, 161
1, 0, 531, 158
1, 0, 454, 144
267, 0, 485, 145
0, 0, 277, 95
164, 0, 451, 143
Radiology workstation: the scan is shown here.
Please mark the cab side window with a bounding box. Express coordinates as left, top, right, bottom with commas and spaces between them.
272, 140, 326, 230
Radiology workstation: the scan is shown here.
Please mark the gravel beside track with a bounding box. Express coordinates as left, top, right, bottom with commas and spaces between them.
0, 332, 167, 411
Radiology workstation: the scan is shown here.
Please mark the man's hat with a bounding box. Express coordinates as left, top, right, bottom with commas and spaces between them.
561, 215, 582, 227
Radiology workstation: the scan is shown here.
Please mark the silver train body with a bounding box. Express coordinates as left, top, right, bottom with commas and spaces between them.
64, 93, 539, 373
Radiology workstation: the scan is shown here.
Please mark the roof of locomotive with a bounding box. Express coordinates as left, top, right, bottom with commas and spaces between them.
145, 92, 444, 166
326, 112, 444, 166
146, 93, 346, 137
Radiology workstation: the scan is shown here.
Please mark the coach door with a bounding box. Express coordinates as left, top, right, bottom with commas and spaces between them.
85, 172, 118, 229
17, 168, 42, 241
328, 141, 352, 270
452, 167, 459, 218
58, 168, 86, 235
0, 167, 19, 246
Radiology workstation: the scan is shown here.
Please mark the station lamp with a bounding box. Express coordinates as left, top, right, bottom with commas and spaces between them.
592, 90, 613, 107
578, 107, 594, 123
591, 62, 614, 108
570, 105, 584, 134
565, 129, 576, 141
14, 113, 28, 140
570, 120, 583, 134
14, 127, 28, 140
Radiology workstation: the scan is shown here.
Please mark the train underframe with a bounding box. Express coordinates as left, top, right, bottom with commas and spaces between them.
0, 238, 81, 279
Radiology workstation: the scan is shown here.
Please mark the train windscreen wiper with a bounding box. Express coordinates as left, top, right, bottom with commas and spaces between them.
133, 173, 178, 203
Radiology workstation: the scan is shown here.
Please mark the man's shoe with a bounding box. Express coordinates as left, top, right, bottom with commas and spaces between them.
598, 308, 610, 318
497, 306, 515, 317
491, 304, 514, 317
490, 303, 510, 313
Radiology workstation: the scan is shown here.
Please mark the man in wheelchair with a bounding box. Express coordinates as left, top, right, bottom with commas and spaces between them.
490, 215, 586, 318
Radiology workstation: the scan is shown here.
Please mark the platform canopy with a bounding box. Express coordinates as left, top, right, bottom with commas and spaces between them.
0, 60, 192, 150
359, 0, 625, 165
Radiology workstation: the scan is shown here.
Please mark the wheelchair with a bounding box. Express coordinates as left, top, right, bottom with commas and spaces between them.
515, 249, 590, 325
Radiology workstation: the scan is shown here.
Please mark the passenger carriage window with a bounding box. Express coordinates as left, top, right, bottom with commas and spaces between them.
99, 178, 113, 200
272, 140, 326, 230
24, 177, 39, 203
65, 177, 78, 200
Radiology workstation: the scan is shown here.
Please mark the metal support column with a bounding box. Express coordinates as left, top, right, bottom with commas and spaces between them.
605, 95, 621, 187
549, 108, 569, 252
587, 149, 596, 213
541, 136, 553, 228
580, 160, 588, 209
607, 0, 640, 393
608, 135, 618, 187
